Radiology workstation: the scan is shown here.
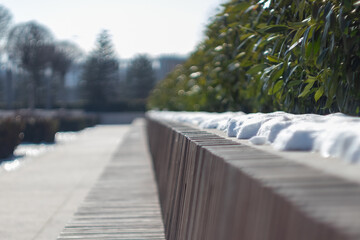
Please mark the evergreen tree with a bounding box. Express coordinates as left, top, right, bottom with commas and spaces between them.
82, 30, 119, 108
126, 54, 155, 99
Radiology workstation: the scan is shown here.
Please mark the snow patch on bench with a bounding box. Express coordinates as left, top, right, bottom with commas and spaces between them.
148, 111, 360, 163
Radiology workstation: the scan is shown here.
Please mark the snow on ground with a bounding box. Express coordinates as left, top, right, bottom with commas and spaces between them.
148, 111, 360, 164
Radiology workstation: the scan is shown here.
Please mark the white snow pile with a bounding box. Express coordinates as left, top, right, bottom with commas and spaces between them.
148, 111, 360, 164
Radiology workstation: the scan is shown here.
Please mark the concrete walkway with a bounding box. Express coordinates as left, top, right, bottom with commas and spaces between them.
0, 125, 130, 240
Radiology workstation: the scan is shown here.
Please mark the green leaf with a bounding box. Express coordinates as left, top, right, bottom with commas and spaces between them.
298, 0, 306, 20
314, 86, 324, 102
246, 64, 267, 75
228, 22, 239, 28
256, 23, 268, 29
312, 34, 321, 55
241, 60, 254, 68
253, 37, 264, 52
263, 63, 282, 74
266, 35, 281, 42
285, 38, 302, 56
226, 2, 252, 13
288, 20, 310, 29
278, 31, 294, 56
236, 52, 246, 59
267, 64, 284, 88
329, 77, 338, 97
325, 96, 333, 108
321, 11, 332, 49
244, 5, 257, 14
312, 2, 319, 19
240, 33, 255, 41
270, 80, 284, 95
287, 80, 302, 88
291, 27, 307, 46
301, 26, 311, 55
264, 25, 289, 33
329, 34, 335, 53
306, 41, 314, 59
267, 55, 280, 63
338, 7, 345, 32
284, 65, 299, 84
316, 48, 329, 66
299, 81, 315, 97
305, 76, 316, 83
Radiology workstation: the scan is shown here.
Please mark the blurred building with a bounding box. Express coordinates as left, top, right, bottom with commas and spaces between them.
64, 63, 83, 104
119, 59, 130, 82
0, 62, 24, 109
120, 54, 186, 83
154, 55, 186, 81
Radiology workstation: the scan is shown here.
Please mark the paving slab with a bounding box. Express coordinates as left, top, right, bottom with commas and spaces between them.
0, 125, 130, 240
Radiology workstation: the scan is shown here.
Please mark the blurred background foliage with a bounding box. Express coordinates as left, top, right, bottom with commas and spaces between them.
0, 4, 170, 112
148, 0, 360, 115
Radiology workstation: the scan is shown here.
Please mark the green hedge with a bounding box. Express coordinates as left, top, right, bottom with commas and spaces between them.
0, 117, 23, 159
58, 115, 98, 132
0, 110, 99, 159
148, 0, 360, 114
22, 117, 59, 143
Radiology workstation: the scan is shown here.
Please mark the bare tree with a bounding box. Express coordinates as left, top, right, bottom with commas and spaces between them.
51, 41, 84, 107
0, 5, 12, 42
0, 5, 13, 108
6, 21, 54, 108
52, 41, 84, 78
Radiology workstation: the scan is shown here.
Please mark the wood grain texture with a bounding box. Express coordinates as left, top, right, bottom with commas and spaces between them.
147, 117, 360, 240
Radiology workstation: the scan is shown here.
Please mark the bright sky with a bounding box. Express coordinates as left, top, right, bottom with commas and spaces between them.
0, 0, 224, 58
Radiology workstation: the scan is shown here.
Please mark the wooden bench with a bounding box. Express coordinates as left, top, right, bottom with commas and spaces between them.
147, 116, 360, 240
